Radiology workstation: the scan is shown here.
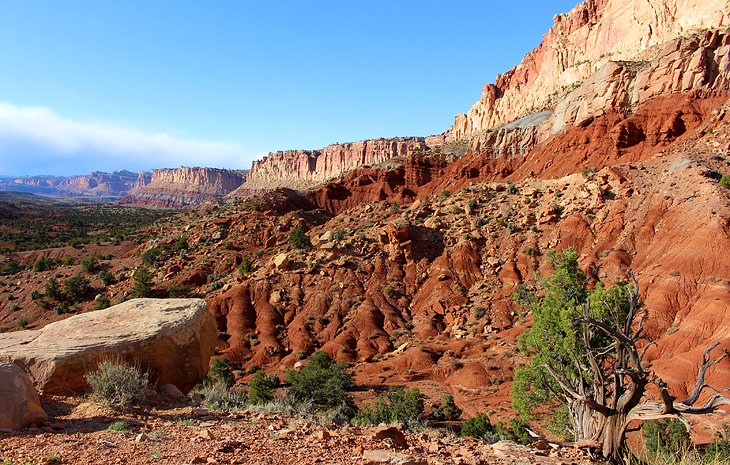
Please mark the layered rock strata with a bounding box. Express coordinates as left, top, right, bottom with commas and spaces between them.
452, 0, 730, 140
0, 170, 145, 199
233, 137, 428, 194
121, 167, 247, 208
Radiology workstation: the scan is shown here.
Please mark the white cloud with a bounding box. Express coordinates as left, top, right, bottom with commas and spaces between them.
0, 102, 254, 175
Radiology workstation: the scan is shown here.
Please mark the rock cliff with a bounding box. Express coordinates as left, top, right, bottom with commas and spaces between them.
0, 170, 145, 199
121, 167, 247, 208
230, 137, 429, 195
452, 0, 730, 144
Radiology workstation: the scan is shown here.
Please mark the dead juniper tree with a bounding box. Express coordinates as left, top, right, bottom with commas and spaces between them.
511, 248, 730, 463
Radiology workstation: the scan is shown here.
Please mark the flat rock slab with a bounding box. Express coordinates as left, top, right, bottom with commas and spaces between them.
0, 362, 48, 429
0, 298, 217, 394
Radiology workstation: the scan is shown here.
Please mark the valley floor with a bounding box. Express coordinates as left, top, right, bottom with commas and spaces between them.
0, 396, 592, 465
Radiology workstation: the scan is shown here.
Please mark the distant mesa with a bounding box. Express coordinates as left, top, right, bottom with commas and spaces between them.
0, 170, 148, 200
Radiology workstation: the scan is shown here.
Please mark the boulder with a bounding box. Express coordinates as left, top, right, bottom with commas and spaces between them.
272, 253, 290, 271
0, 298, 217, 394
0, 362, 48, 430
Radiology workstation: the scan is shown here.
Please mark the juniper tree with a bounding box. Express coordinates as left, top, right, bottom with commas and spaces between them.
512, 249, 730, 463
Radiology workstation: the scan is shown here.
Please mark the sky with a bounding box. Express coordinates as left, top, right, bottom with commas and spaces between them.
0, 0, 579, 176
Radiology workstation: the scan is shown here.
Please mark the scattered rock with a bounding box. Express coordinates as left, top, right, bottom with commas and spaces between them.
0, 362, 48, 430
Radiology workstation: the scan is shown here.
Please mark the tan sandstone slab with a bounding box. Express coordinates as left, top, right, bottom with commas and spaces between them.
0, 362, 48, 430
0, 298, 217, 394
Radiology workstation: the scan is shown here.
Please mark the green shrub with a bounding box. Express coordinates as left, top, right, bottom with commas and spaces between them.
239, 256, 252, 275
81, 256, 98, 274
141, 247, 163, 267
506, 181, 518, 195
461, 413, 496, 441
248, 370, 280, 404
288, 226, 311, 250
439, 189, 450, 201
431, 394, 462, 421
44, 277, 63, 301
353, 387, 424, 428
545, 404, 574, 441
86, 360, 148, 409
581, 166, 597, 178
99, 270, 116, 286
172, 236, 188, 253
494, 418, 532, 443
95, 296, 111, 310
167, 284, 191, 298
706, 423, 730, 461
63, 274, 92, 303
30, 290, 41, 300
107, 420, 130, 433
285, 351, 353, 410
642, 419, 690, 455
208, 357, 235, 388
130, 266, 153, 298
34, 256, 55, 272
191, 381, 247, 410
0, 260, 23, 275
720, 175, 730, 189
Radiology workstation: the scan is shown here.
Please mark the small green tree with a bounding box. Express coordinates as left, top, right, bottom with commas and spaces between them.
285, 351, 353, 409
511, 248, 730, 464
130, 266, 153, 298
720, 174, 730, 189
239, 256, 252, 275
248, 370, 279, 404
207, 357, 235, 388
431, 394, 462, 421
287, 226, 311, 250
81, 256, 98, 274
44, 277, 63, 301
64, 274, 92, 303
461, 413, 496, 440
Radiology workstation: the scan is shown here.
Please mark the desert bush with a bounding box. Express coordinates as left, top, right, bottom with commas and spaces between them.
431, 394, 462, 421
208, 356, 236, 388
130, 266, 153, 298
706, 423, 730, 461
353, 387, 424, 428
288, 226, 311, 250
167, 284, 191, 298
461, 413, 497, 441
63, 274, 92, 303
44, 277, 63, 301
239, 256, 252, 275
172, 236, 188, 253
720, 175, 730, 189
642, 419, 690, 456
30, 289, 41, 300
99, 270, 116, 286
248, 370, 280, 404
95, 295, 111, 310
191, 381, 247, 410
285, 351, 353, 410
86, 360, 148, 409
81, 256, 98, 274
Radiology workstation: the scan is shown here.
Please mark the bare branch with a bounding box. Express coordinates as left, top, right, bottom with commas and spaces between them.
543, 364, 614, 416
682, 342, 727, 406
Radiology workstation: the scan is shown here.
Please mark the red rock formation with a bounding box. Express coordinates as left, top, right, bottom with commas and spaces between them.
120, 167, 247, 208
0, 170, 144, 199
232, 137, 428, 194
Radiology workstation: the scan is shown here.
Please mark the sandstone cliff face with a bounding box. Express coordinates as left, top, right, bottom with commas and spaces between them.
452, 0, 730, 141
234, 137, 428, 194
0, 170, 144, 198
121, 167, 247, 208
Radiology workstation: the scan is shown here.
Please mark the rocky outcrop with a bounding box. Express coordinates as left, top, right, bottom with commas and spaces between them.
120, 167, 247, 208
0, 363, 47, 430
232, 137, 428, 194
0, 170, 145, 199
452, 0, 730, 141
0, 298, 217, 393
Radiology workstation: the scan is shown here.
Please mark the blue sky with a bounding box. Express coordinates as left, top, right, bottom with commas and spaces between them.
0, 1, 578, 176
